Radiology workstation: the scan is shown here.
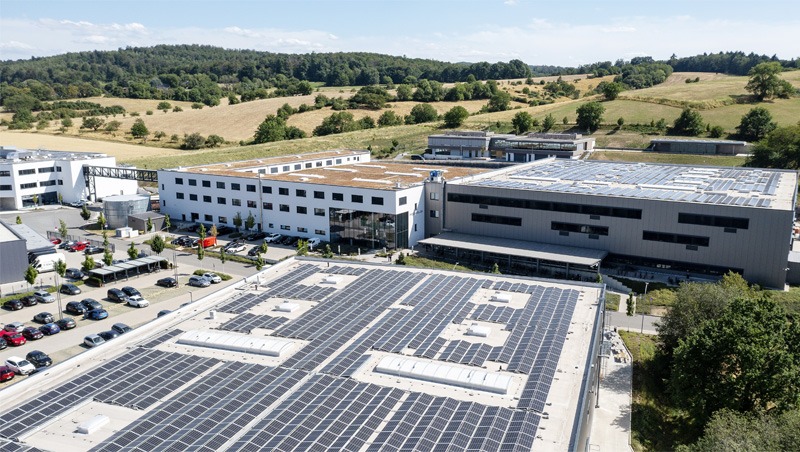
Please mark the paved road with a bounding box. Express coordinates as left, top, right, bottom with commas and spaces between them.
605, 311, 660, 335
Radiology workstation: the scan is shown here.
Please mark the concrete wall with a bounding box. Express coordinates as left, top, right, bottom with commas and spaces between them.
0, 238, 28, 284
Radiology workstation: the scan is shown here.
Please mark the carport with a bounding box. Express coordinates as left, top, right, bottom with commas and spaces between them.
88, 256, 167, 283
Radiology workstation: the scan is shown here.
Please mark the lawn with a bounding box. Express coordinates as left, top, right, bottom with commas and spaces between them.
590, 150, 747, 167
605, 292, 620, 311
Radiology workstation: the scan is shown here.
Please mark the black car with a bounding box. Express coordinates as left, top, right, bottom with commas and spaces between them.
97, 330, 120, 341
80, 298, 103, 311
65, 301, 87, 315
60, 283, 82, 295
157, 309, 172, 318
56, 317, 76, 330
247, 246, 260, 257
246, 231, 267, 241
22, 327, 44, 340
171, 236, 192, 246
121, 286, 141, 297
19, 296, 38, 307
84, 246, 104, 255
3, 299, 23, 311
280, 235, 296, 245
216, 225, 234, 236
25, 350, 52, 368
107, 288, 129, 303
59, 241, 76, 250
111, 323, 132, 335
156, 277, 178, 288
65, 268, 84, 280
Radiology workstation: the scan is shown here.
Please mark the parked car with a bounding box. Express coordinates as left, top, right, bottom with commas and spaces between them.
39, 323, 61, 336
127, 295, 150, 308
56, 317, 76, 330
307, 237, 321, 250
60, 283, 82, 295
223, 240, 246, 253
157, 310, 172, 318
156, 277, 178, 288
265, 233, 282, 243
121, 286, 141, 297
107, 288, 129, 303
111, 323, 132, 335
84, 334, 105, 348
97, 330, 120, 342
65, 301, 87, 315
25, 350, 52, 368
0, 337, 7, 350
33, 312, 54, 324
171, 236, 192, 246
279, 235, 295, 245
0, 366, 14, 382
246, 231, 267, 241
84, 309, 109, 320
216, 225, 234, 236
80, 298, 103, 311
65, 268, 84, 280
203, 273, 222, 284
59, 240, 76, 250
19, 295, 38, 307
33, 290, 55, 304
187, 275, 211, 288
3, 333, 26, 347
69, 241, 89, 252
50, 237, 62, 245
3, 299, 23, 311
4, 356, 35, 375
22, 327, 43, 341
84, 246, 104, 255
247, 246, 261, 257
4, 322, 25, 333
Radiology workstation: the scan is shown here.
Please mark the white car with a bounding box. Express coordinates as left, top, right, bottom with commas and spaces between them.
33, 290, 55, 303
203, 273, 222, 284
127, 295, 150, 308
224, 243, 246, 253
307, 237, 321, 250
264, 233, 282, 243
5, 356, 36, 375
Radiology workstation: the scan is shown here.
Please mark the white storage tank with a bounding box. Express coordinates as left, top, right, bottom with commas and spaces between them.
103, 194, 150, 229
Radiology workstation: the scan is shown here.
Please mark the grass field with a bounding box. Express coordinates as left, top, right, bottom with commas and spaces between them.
589, 150, 747, 166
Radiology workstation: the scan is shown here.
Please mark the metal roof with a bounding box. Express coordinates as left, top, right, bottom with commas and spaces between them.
6, 223, 53, 252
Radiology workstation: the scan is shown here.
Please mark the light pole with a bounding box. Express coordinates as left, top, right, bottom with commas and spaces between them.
54, 272, 63, 320
173, 248, 179, 287
641, 282, 649, 334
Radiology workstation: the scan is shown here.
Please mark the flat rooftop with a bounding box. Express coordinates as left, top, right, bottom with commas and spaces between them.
0, 146, 108, 162
0, 259, 602, 452
461, 159, 797, 211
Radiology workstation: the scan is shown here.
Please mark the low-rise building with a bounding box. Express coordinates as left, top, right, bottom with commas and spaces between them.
427, 131, 595, 162
647, 138, 748, 155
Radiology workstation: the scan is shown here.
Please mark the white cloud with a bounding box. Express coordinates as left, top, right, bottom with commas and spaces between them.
0, 40, 34, 50
504, 0, 519, 5
601, 26, 636, 33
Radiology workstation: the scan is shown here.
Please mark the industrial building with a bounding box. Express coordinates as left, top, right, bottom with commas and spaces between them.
647, 138, 748, 155
0, 259, 605, 451
427, 131, 595, 161
0, 146, 138, 210
0, 221, 28, 284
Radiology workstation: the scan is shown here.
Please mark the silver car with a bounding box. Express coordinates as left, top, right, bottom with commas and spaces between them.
188, 275, 211, 288
33, 290, 55, 303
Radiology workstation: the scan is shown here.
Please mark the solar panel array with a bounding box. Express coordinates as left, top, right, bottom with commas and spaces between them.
470, 160, 785, 208
218, 313, 289, 333
92, 363, 305, 452
438, 340, 499, 367
0, 348, 216, 441
322, 265, 367, 276
0, 438, 41, 452
368, 392, 541, 451
229, 374, 405, 451
471, 304, 521, 325
137, 328, 184, 349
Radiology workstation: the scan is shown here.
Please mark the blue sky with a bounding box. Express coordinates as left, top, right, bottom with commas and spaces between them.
1, 0, 797, 65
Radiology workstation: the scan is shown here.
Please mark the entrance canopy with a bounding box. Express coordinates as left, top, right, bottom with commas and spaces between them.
418, 232, 607, 267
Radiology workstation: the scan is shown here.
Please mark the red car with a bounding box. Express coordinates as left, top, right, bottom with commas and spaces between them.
0, 366, 14, 382
70, 241, 90, 252
3, 332, 26, 346
22, 327, 43, 341
50, 238, 62, 245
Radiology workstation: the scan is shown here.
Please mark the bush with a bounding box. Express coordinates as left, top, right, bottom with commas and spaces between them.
192, 269, 232, 280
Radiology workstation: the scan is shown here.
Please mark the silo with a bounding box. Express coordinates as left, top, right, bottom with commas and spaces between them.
103, 194, 150, 229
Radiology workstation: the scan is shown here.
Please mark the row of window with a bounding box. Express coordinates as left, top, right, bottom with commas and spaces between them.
448, 193, 642, 219
174, 189, 386, 206
642, 230, 709, 247
471, 213, 522, 226
1, 180, 63, 190
678, 213, 749, 230
189, 211, 327, 236
551, 221, 609, 236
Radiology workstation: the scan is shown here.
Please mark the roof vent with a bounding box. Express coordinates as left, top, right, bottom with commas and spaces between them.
275, 302, 299, 313
490, 292, 512, 303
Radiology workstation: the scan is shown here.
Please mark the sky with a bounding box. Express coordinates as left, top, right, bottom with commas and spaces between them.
0, 0, 798, 66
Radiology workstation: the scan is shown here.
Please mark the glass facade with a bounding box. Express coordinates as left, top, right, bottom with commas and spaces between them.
329, 208, 408, 249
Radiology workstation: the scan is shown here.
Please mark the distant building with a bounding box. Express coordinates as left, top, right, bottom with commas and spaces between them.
427, 131, 595, 162
647, 138, 748, 155
0, 146, 138, 210
427, 131, 513, 159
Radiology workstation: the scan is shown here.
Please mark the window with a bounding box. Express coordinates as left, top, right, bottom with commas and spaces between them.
20, 182, 37, 189
294, 164, 301, 170
316, 161, 322, 167
332, 193, 344, 201
262, 186, 272, 194
447, 193, 642, 219
314, 208, 325, 216
246, 184, 256, 192
18, 169, 35, 176
283, 165, 290, 172
297, 206, 307, 214
191, 213, 199, 221
202, 180, 210, 188
279, 187, 289, 195
216, 181, 225, 189
430, 192, 440, 200
189, 194, 198, 201
264, 202, 273, 210
326, 160, 332, 166
315, 229, 326, 235
268, 223, 274, 228
678, 213, 749, 230
297, 227, 308, 232
217, 197, 226, 205
38, 167, 55, 173
0, 170, 10, 177
270, 167, 278, 174
314, 191, 325, 199
371, 196, 384, 205
56, 166, 62, 172
39, 180, 57, 187
0, 185, 12, 191
430, 210, 440, 218
204, 214, 213, 222
279, 204, 290, 212
176, 192, 185, 199
551, 222, 608, 236
281, 225, 291, 230
189, 179, 197, 186
247, 200, 257, 208
305, 163, 312, 168
203, 195, 212, 203
471, 213, 522, 226
231, 183, 240, 191
218, 216, 228, 224
58, 179, 63, 185
231, 199, 241, 206
399, 196, 407, 206
352, 194, 363, 203
643, 230, 709, 247
296, 189, 306, 197
175, 177, 184, 185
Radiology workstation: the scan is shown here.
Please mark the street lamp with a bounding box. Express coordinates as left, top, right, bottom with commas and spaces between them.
641, 282, 649, 334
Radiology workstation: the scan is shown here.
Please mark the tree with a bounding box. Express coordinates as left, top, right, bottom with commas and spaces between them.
487, 91, 511, 112
146, 217, 153, 232
601, 82, 624, 100
245, 212, 256, 230
130, 118, 149, 139
253, 115, 287, 143
626, 292, 635, 316
15, 215, 22, 224
157, 101, 172, 113
127, 242, 139, 260
443, 106, 469, 128
671, 108, 705, 136
745, 62, 784, 101
96, 212, 106, 230
150, 235, 165, 255
103, 249, 113, 266
682, 409, 800, 452
173, 105, 183, 112
208, 224, 218, 238
197, 224, 206, 261
313, 111, 359, 136
406, 104, 438, 124
296, 240, 308, 256
395, 252, 406, 265
617, 117, 625, 127
24, 264, 38, 289
82, 255, 95, 271
746, 124, 800, 169
164, 214, 171, 231
219, 246, 226, 265
736, 107, 777, 141
232, 212, 243, 231
32, 194, 38, 206
541, 113, 556, 133
80, 203, 91, 221
576, 102, 605, 133
58, 219, 68, 238
378, 111, 403, 127
322, 244, 333, 259
183, 132, 205, 150
81, 116, 105, 131
491, 263, 501, 274
671, 295, 800, 423
512, 112, 534, 134
708, 125, 725, 138
395, 84, 413, 101
205, 134, 224, 147
255, 254, 265, 271
259, 241, 268, 255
